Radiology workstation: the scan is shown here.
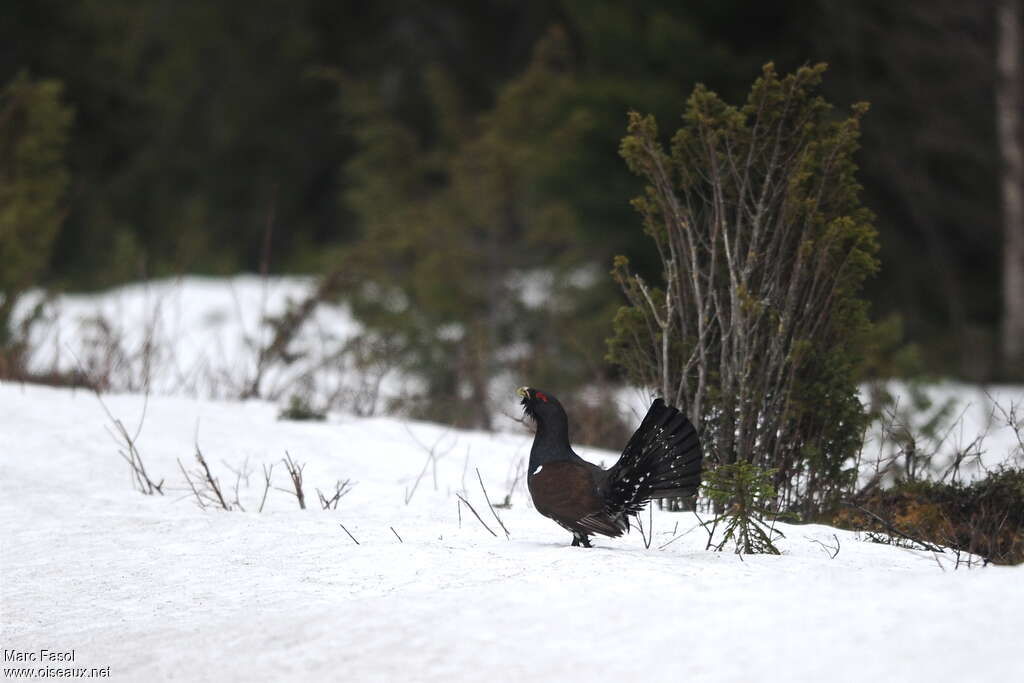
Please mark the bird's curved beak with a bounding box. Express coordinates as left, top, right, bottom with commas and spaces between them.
516, 386, 529, 399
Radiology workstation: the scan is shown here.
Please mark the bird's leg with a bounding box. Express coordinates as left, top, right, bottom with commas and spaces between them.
571, 532, 592, 548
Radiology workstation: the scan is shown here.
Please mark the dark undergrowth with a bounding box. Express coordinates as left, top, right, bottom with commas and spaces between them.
835, 467, 1024, 565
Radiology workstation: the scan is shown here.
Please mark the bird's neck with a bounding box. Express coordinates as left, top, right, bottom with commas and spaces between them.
529, 417, 572, 468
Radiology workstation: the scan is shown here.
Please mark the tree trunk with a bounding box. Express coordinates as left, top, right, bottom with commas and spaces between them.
997, 0, 1024, 377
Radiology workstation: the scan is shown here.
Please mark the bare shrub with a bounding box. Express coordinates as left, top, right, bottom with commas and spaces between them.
317, 479, 354, 510
175, 452, 352, 515
239, 270, 346, 400
178, 444, 233, 511
278, 452, 307, 510
989, 393, 1024, 463
403, 426, 456, 504
855, 387, 974, 497
74, 312, 165, 393
93, 390, 164, 496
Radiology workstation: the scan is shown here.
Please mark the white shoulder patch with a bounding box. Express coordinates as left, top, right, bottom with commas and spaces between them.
533, 465, 544, 475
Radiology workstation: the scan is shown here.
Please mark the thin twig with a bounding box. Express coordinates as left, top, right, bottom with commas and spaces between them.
646, 504, 653, 549
403, 425, 456, 504
223, 457, 250, 512
806, 533, 841, 559
195, 444, 231, 510
339, 523, 360, 545
635, 504, 653, 549
390, 526, 404, 543
178, 458, 206, 509
657, 521, 701, 550
278, 451, 306, 509
476, 468, 510, 539
258, 463, 274, 513
317, 479, 354, 510
694, 509, 720, 551
77, 345, 163, 496
455, 493, 497, 537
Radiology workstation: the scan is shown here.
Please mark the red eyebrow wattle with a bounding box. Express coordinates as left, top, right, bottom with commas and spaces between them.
536, 392, 549, 403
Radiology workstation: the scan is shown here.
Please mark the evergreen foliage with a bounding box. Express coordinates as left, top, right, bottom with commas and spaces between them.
611, 64, 879, 515
703, 462, 783, 555
278, 394, 327, 422
0, 72, 72, 368
339, 28, 612, 429
3, 1, 1008, 379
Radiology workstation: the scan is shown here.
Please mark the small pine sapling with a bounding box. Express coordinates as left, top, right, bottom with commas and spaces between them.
703, 462, 784, 555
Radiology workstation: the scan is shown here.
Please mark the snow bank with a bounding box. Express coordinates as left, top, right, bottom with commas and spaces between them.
13, 277, 1024, 476
860, 381, 1024, 483
13, 276, 410, 410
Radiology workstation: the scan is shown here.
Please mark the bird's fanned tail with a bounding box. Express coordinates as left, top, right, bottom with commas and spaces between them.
604, 399, 703, 520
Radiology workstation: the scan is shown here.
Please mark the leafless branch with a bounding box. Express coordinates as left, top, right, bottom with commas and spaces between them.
317, 479, 354, 510
258, 462, 274, 512
178, 444, 232, 511
195, 444, 231, 510
657, 520, 702, 550
694, 510, 720, 551
223, 457, 251, 512
339, 522, 360, 545
403, 424, 456, 504
806, 533, 841, 559
635, 504, 654, 549
476, 468, 510, 539
455, 493, 497, 537
277, 451, 306, 509
78, 348, 163, 496
178, 458, 206, 509
987, 392, 1024, 459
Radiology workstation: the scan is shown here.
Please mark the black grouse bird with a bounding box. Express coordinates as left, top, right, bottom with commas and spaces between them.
518, 386, 703, 547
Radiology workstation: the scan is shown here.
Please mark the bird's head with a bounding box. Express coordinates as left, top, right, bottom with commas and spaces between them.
516, 386, 566, 424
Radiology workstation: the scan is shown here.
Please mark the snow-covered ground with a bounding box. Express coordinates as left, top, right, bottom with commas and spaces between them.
2, 383, 1022, 682
3, 277, 1023, 681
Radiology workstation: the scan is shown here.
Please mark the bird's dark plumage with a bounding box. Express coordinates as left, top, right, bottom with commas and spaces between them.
519, 386, 703, 547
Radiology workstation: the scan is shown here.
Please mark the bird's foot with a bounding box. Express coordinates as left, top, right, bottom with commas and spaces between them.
571, 533, 593, 548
